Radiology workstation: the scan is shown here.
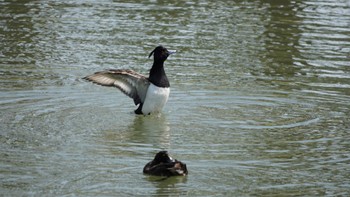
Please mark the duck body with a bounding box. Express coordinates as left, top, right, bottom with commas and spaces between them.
83, 46, 175, 115
143, 151, 188, 177
141, 84, 170, 115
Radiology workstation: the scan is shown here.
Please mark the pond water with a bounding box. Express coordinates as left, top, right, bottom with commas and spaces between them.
1, 0, 350, 196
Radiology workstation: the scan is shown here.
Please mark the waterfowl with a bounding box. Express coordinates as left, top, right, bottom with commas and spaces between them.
143, 151, 188, 177
83, 46, 176, 115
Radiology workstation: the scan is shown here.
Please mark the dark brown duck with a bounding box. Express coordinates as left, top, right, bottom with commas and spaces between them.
143, 151, 188, 177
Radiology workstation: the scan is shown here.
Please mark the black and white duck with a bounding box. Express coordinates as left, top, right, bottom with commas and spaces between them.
83, 46, 176, 115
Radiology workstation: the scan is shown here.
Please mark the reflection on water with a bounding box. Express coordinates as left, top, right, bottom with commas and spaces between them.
1, 0, 350, 196
102, 115, 171, 152
259, 0, 303, 77
144, 176, 188, 196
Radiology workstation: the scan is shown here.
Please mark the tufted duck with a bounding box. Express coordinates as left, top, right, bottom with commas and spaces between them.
143, 151, 188, 177
83, 46, 175, 115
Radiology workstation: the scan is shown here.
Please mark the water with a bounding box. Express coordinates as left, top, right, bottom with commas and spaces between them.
1, 0, 350, 196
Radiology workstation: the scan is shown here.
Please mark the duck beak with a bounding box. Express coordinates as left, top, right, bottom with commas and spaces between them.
167, 50, 176, 55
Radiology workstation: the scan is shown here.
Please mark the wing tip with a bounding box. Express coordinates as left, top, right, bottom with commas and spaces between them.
82, 74, 115, 87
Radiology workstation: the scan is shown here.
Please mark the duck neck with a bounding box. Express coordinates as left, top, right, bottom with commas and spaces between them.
149, 61, 170, 88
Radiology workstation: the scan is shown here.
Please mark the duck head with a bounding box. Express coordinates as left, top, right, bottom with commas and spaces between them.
153, 151, 175, 164
149, 46, 176, 62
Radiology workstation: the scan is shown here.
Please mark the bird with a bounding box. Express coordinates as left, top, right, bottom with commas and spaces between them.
83, 46, 176, 115
143, 151, 188, 177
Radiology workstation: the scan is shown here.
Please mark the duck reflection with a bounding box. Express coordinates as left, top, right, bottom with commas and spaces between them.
144, 174, 188, 196
102, 114, 171, 150
129, 115, 171, 148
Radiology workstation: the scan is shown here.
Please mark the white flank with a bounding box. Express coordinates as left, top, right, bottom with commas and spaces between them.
142, 84, 170, 115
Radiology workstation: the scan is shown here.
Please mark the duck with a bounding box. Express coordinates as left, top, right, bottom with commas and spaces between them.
83, 46, 176, 115
143, 151, 188, 177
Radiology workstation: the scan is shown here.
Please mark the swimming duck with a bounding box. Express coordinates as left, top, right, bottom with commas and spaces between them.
83, 46, 176, 115
143, 151, 188, 177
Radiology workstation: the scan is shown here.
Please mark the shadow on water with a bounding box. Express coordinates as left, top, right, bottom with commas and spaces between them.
1, 0, 37, 90
1, 0, 36, 60
0, 0, 65, 90
258, 0, 303, 77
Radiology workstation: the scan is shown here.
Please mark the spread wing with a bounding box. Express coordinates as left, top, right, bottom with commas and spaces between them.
83, 69, 150, 105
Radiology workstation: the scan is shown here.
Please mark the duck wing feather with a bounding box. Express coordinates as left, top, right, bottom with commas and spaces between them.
83, 69, 150, 105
